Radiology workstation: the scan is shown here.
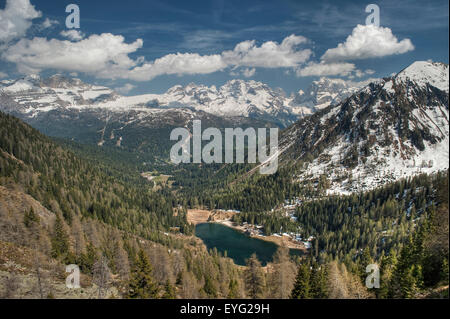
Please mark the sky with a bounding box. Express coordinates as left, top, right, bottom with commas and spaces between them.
0, 0, 448, 95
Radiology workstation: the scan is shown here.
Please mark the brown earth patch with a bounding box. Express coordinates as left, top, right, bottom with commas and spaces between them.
186, 209, 212, 225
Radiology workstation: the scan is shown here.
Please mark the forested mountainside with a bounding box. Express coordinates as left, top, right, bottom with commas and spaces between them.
0, 111, 191, 241
0, 110, 250, 298
1, 110, 447, 299
1, 61, 446, 199
0, 110, 371, 299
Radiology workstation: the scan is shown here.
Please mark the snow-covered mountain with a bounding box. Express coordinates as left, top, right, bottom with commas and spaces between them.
142, 78, 374, 121
289, 77, 376, 114
278, 61, 449, 194
0, 74, 119, 114
0, 76, 302, 126
0, 72, 373, 128
141, 79, 299, 126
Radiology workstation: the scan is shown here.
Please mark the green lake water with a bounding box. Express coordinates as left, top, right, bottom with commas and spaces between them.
195, 223, 303, 266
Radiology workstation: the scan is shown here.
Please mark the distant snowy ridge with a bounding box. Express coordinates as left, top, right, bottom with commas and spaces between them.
0, 74, 119, 115
289, 77, 375, 112
0, 74, 369, 126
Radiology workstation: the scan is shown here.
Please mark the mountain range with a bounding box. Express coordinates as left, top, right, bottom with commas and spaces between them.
0, 61, 448, 194
0, 73, 369, 127
276, 61, 449, 194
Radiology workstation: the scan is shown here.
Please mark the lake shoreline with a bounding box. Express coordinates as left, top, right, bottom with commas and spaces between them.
195, 222, 279, 266
187, 209, 306, 251
213, 219, 307, 251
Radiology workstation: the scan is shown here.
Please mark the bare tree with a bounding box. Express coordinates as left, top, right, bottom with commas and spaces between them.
70, 214, 86, 258
327, 261, 371, 299
33, 247, 45, 299
148, 246, 171, 284
269, 247, 296, 298
244, 253, 265, 299
115, 244, 130, 281
181, 271, 199, 299
93, 255, 111, 299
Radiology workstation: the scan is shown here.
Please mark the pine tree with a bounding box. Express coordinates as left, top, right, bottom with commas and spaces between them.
24, 207, 39, 228
359, 246, 374, 281
51, 214, 70, 259
400, 265, 422, 298
203, 275, 217, 297
227, 279, 239, 298
440, 257, 449, 285
79, 242, 97, 274
162, 280, 176, 299
377, 251, 396, 299
127, 249, 158, 299
291, 263, 311, 299
310, 264, 328, 298
389, 236, 424, 298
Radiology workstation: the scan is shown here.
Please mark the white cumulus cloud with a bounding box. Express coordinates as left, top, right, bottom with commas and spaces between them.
242, 68, 256, 77
296, 62, 356, 77
222, 34, 312, 68
2, 33, 227, 80
2, 33, 143, 75
126, 52, 227, 81
0, 0, 41, 43
321, 24, 414, 61
60, 30, 84, 41
41, 18, 58, 29
2, 32, 317, 81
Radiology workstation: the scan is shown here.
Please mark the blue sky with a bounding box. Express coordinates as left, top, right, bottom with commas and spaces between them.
0, 0, 448, 95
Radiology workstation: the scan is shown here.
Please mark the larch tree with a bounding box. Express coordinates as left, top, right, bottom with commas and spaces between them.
269, 247, 296, 299
244, 253, 265, 299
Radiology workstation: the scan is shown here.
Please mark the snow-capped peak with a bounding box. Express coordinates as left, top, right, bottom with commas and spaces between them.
395, 61, 449, 92
289, 77, 365, 112
25, 74, 41, 82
